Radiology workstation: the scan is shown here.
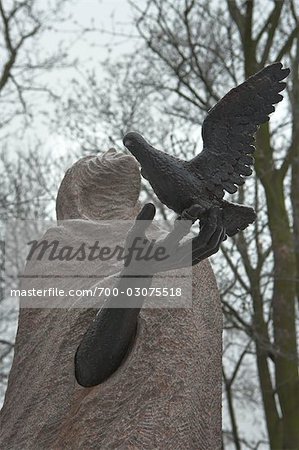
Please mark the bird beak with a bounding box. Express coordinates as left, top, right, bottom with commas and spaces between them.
123, 138, 133, 148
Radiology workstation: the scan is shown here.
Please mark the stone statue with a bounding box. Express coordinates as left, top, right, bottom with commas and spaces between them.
0, 149, 223, 449
123, 62, 289, 237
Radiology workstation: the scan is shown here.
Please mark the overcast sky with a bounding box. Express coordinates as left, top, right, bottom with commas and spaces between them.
11, 0, 139, 156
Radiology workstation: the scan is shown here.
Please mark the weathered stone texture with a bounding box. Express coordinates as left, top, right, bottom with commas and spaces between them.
0, 151, 222, 449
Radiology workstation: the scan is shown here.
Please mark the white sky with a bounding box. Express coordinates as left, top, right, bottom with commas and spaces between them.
7, 0, 139, 156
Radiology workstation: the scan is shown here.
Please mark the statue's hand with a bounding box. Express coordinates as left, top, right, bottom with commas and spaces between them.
123, 203, 157, 276
123, 203, 226, 276
156, 205, 226, 271
190, 206, 226, 265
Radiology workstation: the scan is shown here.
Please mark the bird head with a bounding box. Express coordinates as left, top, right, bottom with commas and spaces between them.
123, 132, 172, 186
123, 132, 153, 165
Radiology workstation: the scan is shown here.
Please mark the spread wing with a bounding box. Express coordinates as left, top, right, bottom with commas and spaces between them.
187, 62, 290, 199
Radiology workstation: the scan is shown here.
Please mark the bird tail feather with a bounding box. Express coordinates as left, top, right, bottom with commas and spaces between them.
222, 201, 256, 237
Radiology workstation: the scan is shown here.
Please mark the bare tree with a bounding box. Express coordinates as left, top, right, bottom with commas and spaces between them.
0, 0, 92, 140
56, 1, 299, 448
0, 0, 100, 402
0, 0, 79, 396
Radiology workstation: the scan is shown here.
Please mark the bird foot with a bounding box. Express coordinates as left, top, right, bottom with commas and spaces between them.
178, 204, 207, 222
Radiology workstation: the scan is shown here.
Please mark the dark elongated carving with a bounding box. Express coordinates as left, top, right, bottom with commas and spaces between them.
123, 63, 290, 236
75, 204, 225, 387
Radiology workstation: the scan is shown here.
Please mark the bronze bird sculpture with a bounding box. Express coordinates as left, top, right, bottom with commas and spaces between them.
123, 63, 290, 236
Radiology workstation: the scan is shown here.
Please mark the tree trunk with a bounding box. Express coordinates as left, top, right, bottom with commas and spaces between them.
256, 127, 299, 449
